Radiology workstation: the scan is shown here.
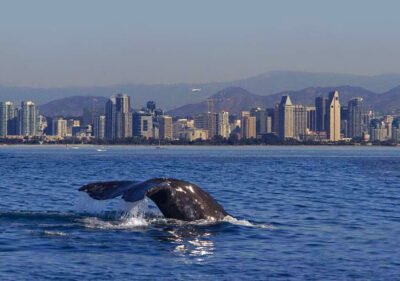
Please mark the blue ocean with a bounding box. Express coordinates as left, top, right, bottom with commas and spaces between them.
1, 146, 399, 280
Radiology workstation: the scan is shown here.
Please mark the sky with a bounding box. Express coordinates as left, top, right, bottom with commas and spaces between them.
0, 0, 400, 87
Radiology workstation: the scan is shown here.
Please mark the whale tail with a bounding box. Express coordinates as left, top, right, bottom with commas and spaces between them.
79, 178, 228, 221
79, 179, 165, 202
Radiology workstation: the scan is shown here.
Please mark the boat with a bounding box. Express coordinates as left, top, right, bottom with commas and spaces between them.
155, 140, 166, 149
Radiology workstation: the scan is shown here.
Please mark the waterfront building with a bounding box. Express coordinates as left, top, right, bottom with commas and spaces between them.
241, 111, 256, 139
38, 115, 48, 136
341, 106, 348, 138
370, 119, 386, 141
315, 97, 327, 133
72, 125, 92, 137
217, 111, 230, 138
173, 118, 193, 139
384, 116, 393, 140
293, 105, 307, 140
347, 97, 364, 139
278, 96, 294, 139
250, 107, 267, 135
392, 118, 400, 142
105, 94, 132, 139
0, 101, 14, 137
326, 91, 341, 141
132, 112, 153, 139
93, 116, 106, 139
194, 112, 217, 139
272, 105, 280, 134
52, 118, 68, 137
177, 128, 208, 141
306, 106, 316, 132
19, 101, 38, 136
159, 115, 173, 140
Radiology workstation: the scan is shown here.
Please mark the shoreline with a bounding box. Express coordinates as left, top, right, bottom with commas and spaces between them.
0, 144, 399, 148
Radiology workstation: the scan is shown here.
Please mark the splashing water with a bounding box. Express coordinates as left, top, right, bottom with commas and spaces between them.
76, 193, 273, 229
222, 216, 276, 229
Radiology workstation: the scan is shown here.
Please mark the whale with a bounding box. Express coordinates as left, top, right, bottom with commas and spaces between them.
79, 178, 229, 221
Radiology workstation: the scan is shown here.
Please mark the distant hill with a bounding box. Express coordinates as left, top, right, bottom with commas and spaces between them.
38, 96, 107, 117
168, 85, 399, 117
2, 71, 400, 110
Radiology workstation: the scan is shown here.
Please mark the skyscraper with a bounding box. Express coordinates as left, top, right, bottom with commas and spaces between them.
19, 101, 37, 136
326, 91, 341, 141
94, 116, 106, 139
0, 101, 14, 137
315, 97, 327, 132
132, 112, 153, 139
241, 111, 256, 139
105, 94, 132, 139
279, 95, 294, 139
217, 111, 230, 138
293, 105, 307, 140
347, 97, 364, 139
52, 118, 67, 137
147, 101, 156, 114
306, 106, 316, 132
159, 115, 173, 140
250, 107, 267, 135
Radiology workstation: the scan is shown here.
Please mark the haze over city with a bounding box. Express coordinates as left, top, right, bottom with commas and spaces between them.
1, 0, 400, 87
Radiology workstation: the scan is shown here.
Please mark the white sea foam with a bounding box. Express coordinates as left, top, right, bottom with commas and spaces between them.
76, 193, 274, 230
79, 197, 150, 229
222, 215, 276, 229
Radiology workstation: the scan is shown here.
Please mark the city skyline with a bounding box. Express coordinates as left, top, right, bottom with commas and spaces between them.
1, 89, 399, 144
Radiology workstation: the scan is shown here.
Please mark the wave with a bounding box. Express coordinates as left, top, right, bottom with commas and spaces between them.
1, 195, 275, 231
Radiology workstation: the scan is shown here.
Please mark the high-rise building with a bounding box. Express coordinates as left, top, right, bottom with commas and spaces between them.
326, 91, 341, 141
38, 115, 47, 136
194, 112, 217, 139
147, 101, 156, 114
370, 119, 386, 141
241, 111, 256, 139
217, 111, 230, 138
19, 101, 38, 136
133, 112, 153, 139
279, 95, 294, 139
392, 118, 400, 142
0, 101, 14, 137
293, 105, 307, 140
52, 118, 68, 137
207, 113, 217, 138
94, 116, 106, 139
306, 106, 316, 132
384, 115, 393, 140
250, 107, 267, 135
105, 94, 132, 139
315, 97, 327, 132
159, 115, 173, 140
341, 106, 348, 138
347, 97, 364, 139
273, 105, 280, 134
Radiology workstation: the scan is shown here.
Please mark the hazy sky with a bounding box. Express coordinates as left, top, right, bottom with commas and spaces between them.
1, 0, 400, 87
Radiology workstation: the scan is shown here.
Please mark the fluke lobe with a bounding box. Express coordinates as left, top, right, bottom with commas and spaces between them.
79, 178, 229, 221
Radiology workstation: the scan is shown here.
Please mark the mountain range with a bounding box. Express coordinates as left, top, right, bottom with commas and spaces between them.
168, 85, 400, 117
3, 71, 400, 110
37, 84, 400, 117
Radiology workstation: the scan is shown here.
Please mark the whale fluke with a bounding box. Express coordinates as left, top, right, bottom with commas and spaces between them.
79, 178, 228, 221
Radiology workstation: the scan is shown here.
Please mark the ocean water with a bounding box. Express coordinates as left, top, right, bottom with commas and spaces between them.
1, 146, 400, 281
